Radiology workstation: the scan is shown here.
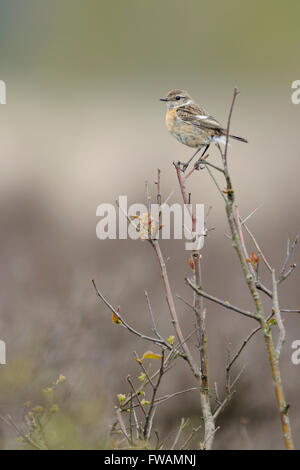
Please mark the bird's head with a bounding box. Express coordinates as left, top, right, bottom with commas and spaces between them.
160, 89, 192, 109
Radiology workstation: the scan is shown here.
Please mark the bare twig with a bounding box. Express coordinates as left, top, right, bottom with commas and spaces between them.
133, 351, 155, 389
174, 162, 215, 449
224, 205, 262, 239
144, 290, 163, 340
216, 88, 294, 450
127, 375, 147, 418
256, 281, 273, 298
200, 426, 220, 450
205, 165, 227, 202
243, 222, 272, 273
213, 367, 245, 421
92, 279, 171, 349
223, 87, 240, 165
151, 240, 200, 377
180, 424, 202, 450
116, 408, 131, 444
272, 269, 285, 357
143, 351, 165, 439
118, 349, 178, 411
279, 263, 297, 284
226, 325, 261, 378
186, 278, 256, 320
0, 415, 44, 450
154, 387, 200, 406
194, 159, 224, 173
281, 309, 300, 314
171, 418, 186, 450
279, 234, 299, 283
235, 205, 256, 279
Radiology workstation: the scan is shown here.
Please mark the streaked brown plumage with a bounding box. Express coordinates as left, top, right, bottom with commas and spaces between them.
160, 89, 247, 170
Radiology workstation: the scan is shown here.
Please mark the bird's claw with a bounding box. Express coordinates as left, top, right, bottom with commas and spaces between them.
179, 162, 189, 173
194, 159, 205, 171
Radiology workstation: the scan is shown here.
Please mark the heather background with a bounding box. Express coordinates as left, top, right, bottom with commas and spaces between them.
0, 0, 299, 449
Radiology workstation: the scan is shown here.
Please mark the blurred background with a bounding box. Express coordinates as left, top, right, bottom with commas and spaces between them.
0, 0, 299, 449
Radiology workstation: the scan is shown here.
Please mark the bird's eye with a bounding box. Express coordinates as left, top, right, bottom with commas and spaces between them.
175, 95, 181, 100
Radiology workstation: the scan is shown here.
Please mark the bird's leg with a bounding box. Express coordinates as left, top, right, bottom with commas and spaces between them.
179, 148, 201, 173
194, 144, 210, 170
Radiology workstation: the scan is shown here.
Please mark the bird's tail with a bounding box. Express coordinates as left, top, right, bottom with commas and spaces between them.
228, 133, 248, 143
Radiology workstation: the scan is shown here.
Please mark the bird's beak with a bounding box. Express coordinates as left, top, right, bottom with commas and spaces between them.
160, 97, 168, 102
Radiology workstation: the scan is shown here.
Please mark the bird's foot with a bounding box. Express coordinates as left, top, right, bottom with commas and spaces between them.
194, 158, 206, 170
179, 161, 189, 173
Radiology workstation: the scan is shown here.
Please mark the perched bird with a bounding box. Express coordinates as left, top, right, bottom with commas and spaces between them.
160, 89, 247, 171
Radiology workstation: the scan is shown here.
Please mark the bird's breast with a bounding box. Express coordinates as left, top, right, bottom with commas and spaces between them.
165, 108, 178, 132
165, 109, 210, 148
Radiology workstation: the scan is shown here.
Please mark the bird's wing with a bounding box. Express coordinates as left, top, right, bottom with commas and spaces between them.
176, 104, 222, 131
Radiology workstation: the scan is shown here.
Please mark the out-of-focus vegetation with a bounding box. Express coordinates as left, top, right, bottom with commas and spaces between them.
1, 0, 300, 89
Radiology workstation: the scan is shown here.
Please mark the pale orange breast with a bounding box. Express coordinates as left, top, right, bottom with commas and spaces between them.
166, 108, 177, 132
165, 109, 214, 148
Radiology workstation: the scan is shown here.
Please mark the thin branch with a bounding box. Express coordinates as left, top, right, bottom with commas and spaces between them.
213, 393, 236, 421
116, 408, 131, 444
200, 426, 220, 450
133, 351, 155, 389
92, 279, 171, 349
279, 263, 297, 284
231, 365, 246, 389
216, 88, 294, 450
224, 204, 262, 239
212, 367, 245, 421
205, 165, 227, 202
242, 205, 262, 225
174, 161, 215, 450
256, 281, 273, 298
118, 349, 178, 410
151, 240, 200, 377
173, 162, 196, 231
243, 222, 273, 273
279, 233, 299, 283
0, 415, 44, 450
127, 375, 147, 418
224, 87, 240, 165
214, 381, 221, 406
154, 387, 200, 406
185, 278, 256, 321
143, 350, 165, 439
281, 309, 300, 314
144, 290, 162, 340
115, 198, 139, 232
226, 325, 261, 376
195, 159, 224, 173
235, 205, 256, 279
146, 407, 157, 441
180, 424, 202, 450
171, 418, 186, 450
272, 269, 285, 357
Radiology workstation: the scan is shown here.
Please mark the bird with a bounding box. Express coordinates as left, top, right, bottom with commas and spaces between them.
160, 89, 247, 171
